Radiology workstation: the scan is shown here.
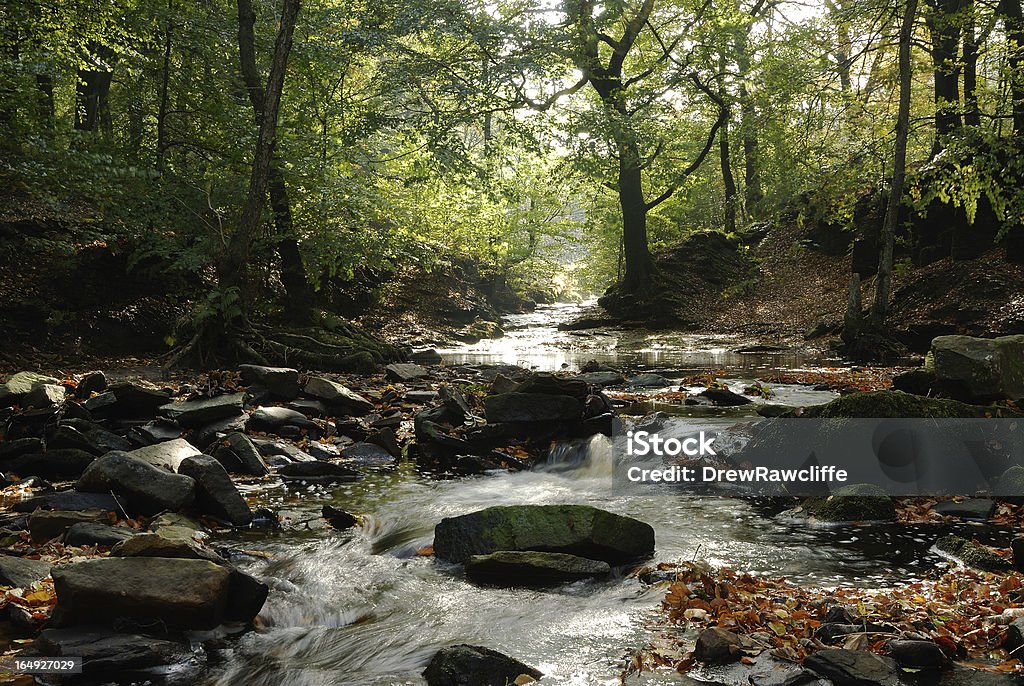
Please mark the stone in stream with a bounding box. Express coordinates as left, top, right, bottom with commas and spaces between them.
127, 438, 201, 472
250, 438, 318, 463
23, 383, 66, 408
13, 491, 119, 514
932, 334, 1024, 402
340, 441, 395, 466
886, 639, 949, 670
303, 376, 374, 416
247, 406, 319, 434
803, 649, 899, 686
77, 451, 195, 515
159, 392, 245, 428
405, 389, 439, 403
933, 498, 995, 521
699, 387, 753, 406
7, 448, 97, 480
178, 454, 253, 526
111, 533, 224, 563
29, 509, 112, 543
0, 372, 60, 406
34, 628, 205, 686
211, 432, 270, 476
128, 419, 182, 446
63, 522, 136, 547
0, 437, 42, 459
384, 363, 429, 382
56, 419, 133, 453
626, 373, 673, 388
694, 627, 745, 664
801, 390, 1017, 418
277, 461, 361, 484
239, 364, 300, 399
935, 534, 1012, 572
805, 484, 896, 522
0, 554, 51, 587
574, 371, 625, 387
484, 393, 582, 424
433, 504, 655, 565
464, 550, 610, 585
322, 505, 359, 530
50, 557, 266, 628
422, 644, 542, 686
74, 370, 108, 398
409, 349, 443, 364
513, 372, 589, 399
85, 381, 171, 418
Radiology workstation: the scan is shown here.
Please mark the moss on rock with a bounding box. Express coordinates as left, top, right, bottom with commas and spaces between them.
803, 390, 1018, 418
808, 484, 896, 522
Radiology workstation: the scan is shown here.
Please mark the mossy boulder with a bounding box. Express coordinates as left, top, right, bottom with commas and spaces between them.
935, 534, 1011, 572
932, 334, 1024, 402
803, 390, 1016, 418
433, 504, 655, 564
806, 484, 896, 522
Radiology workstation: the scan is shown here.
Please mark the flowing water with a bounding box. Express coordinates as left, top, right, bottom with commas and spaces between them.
206, 303, 1016, 686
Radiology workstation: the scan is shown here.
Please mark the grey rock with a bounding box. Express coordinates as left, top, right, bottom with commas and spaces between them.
191, 412, 249, 449
574, 371, 625, 387
88, 381, 171, 418
178, 454, 253, 526
303, 377, 374, 415
433, 504, 655, 564
239, 364, 300, 399
277, 461, 360, 484
110, 533, 224, 563
932, 334, 1024, 402
64, 522, 136, 547
627, 373, 673, 388
0, 372, 60, 406
484, 393, 582, 423
694, 627, 743, 664
8, 449, 96, 480
995, 465, 1024, 500
34, 628, 204, 685
322, 505, 358, 529
61, 419, 133, 453
0, 437, 42, 459
422, 644, 542, 686
385, 363, 430, 382
933, 498, 995, 521
699, 387, 753, 406
50, 557, 237, 629
804, 649, 899, 685
77, 451, 195, 515
405, 390, 439, 403
29, 509, 111, 543
465, 550, 610, 585
128, 438, 201, 472
247, 406, 319, 434
24, 383, 66, 408
159, 393, 244, 427
13, 491, 119, 514
211, 432, 270, 476
409, 349, 443, 364
340, 442, 395, 465
0, 554, 51, 587
74, 371, 108, 398
886, 639, 949, 670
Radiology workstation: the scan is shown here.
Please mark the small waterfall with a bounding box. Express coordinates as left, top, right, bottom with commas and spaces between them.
543, 434, 615, 478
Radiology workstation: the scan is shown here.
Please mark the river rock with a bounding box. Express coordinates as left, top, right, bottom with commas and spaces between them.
341, 441, 395, 465
58, 419, 133, 453
932, 334, 1024, 402
178, 454, 253, 526
322, 505, 358, 529
128, 438, 201, 471
0, 437, 42, 459
484, 393, 582, 423
111, 532, 223, 562
933, 498, 995, 521
239, 364, 299, 399
807, 484, 896, 522
29, 509, 111, 543
514, 372, 589, 399
34, 628, 204, 685
247, 406, 319, 434
464, 550, 610, 585
8, 448, 96, 480
892, 368, 939, 397
994, 465, 1024, 501
433, 504, 655, 564
385, 363, 429, 382
0, 554, 51, 587
802, 390, 1013, 418
50, 557, 257, 629
886, 639, 949, 670
699, 387, 753, 406
422, 644, 542, 686
64, 522, 136, 547
211, 432, 270, 476
303, 377, 374, 416
574, 371, 625, 387
0, 372, 60, 406
77, 451, 195, 515
13, 491, 119, 514
277, 461, 361, 483
694, 627, 744, 664
935, 534, 1011, 572
1004, 617, 1024, 654
160, 393, 244, 427
148, 513, 205, 543
128, 419, 182, 446
24, 383, 66, 409
74, 371, 108, 398
86, 381, 171, 418
627, 373, 673, 388
803, 649, 899, 686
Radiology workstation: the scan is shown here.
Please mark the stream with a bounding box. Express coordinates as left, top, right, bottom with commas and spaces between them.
205, 302, 1015, 686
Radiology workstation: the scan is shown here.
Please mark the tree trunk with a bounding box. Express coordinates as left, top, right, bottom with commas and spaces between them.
735, 33, 762, 214
963, 0, 980, 127
618, 139, 656, 292
156, 0, 173, 172
220, 0, 301, 299
1000, 0, 1024, 142
230, 0, 312, 317
873, 0, 919, 326
719, 104, 737, 234
926, 0, 962, 151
